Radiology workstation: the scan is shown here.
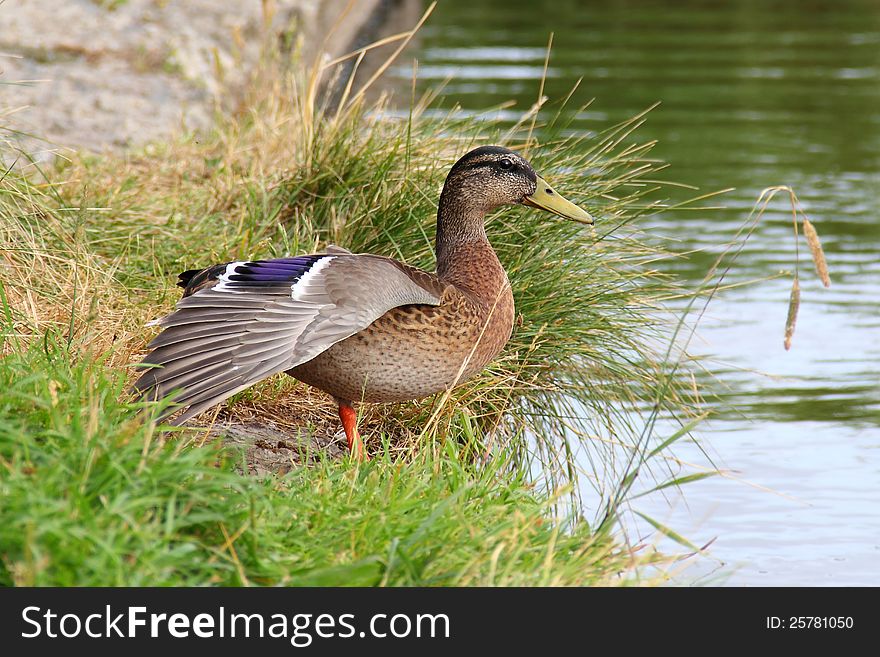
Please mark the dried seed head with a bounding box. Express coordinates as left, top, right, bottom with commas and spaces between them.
803, 218, 831, 288
784, 277, 801, 351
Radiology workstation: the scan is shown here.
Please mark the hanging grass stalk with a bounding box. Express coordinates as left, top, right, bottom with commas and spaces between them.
745, 187, 831, 351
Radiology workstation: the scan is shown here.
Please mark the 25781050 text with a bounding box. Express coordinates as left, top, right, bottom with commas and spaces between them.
766, 616, 854, 630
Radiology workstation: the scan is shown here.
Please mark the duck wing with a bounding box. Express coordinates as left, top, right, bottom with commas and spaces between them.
134, 253, 445, 423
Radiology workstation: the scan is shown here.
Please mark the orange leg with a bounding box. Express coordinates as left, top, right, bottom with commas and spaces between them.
337, 400, 367, 461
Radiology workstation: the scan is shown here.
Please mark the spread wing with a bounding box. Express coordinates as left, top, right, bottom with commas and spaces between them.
133, 253, 444, 423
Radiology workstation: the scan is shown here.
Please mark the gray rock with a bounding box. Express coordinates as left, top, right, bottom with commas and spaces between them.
0, 0, 391, 161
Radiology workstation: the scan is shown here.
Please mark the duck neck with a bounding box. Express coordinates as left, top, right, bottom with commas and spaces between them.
435, 187, 506, 301
435, 186, 489, 266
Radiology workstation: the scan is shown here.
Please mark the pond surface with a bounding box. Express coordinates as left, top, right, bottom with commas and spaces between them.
395, 0, 880, 585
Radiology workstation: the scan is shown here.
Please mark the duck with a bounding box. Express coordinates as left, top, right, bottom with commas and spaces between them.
134, 145, 593, 459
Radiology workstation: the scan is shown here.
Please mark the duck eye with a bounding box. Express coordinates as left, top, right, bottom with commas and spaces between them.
498, 158, 514, 170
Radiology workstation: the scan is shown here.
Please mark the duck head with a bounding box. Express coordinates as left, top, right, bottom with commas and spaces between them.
439, 145, 594, 225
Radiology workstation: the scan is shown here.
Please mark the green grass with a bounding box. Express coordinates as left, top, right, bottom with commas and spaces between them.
0, 329, 637, 586
0, 38, 711, 585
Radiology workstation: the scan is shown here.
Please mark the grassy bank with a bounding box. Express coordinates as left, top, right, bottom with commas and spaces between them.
1, 330, 638, 586
0, 43, 705, 585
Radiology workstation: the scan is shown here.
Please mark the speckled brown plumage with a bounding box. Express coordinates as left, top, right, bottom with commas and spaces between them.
134, 145, 592, 456
288, 241, 514, 402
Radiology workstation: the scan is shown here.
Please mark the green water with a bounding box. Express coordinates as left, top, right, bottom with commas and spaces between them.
395, 0, 880, 584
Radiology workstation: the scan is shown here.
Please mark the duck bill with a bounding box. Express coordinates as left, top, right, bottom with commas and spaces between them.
523, 176, 594, 225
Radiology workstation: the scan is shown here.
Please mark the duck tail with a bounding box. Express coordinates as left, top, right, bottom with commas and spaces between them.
177, 268, 203, 289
